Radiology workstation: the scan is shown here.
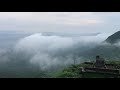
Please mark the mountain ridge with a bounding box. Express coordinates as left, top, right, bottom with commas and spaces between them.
79, 31, 120, 60
105, 31, 120, 44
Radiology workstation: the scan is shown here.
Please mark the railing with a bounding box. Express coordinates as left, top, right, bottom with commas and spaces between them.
79, 62, 120, 78
84, 67, 119, 74
84, 62, 118, 68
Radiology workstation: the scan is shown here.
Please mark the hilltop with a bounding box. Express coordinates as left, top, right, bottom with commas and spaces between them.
79, 31, 120, 60
106, 31, 120, 44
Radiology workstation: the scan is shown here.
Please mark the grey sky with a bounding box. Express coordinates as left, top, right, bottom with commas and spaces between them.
0, 12, 119, 34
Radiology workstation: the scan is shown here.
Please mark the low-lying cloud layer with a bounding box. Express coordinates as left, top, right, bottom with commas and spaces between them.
0, 32, 116, 77
13, 33, 110, 70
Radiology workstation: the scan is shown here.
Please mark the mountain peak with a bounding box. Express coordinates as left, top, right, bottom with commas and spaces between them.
106, 31, 120, 44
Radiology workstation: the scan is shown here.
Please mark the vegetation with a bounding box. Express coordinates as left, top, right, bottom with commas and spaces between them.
52, 60, 120, 78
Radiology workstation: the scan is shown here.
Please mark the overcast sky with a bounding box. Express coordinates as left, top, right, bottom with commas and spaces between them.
0, 12, 120, 34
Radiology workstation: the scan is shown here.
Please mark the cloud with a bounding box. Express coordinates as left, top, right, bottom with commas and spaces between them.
0, 12, 103, 32
1, 12, 120, 33
13, 32, 110, 70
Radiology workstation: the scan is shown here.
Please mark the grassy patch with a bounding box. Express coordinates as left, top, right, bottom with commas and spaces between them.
54, 60, 120, 78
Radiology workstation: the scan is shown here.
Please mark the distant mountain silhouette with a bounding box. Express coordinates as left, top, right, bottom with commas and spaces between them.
79, 31, 120, 60
106, 31, 120, 44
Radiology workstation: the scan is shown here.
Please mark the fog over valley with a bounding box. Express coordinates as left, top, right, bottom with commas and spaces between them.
0, 12, 120, 78
0, 31, 114, 77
